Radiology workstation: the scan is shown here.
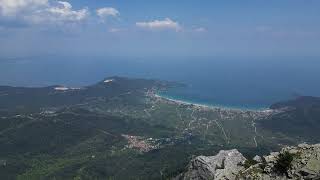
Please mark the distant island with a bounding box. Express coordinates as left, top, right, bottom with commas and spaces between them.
0, 77, 319, 179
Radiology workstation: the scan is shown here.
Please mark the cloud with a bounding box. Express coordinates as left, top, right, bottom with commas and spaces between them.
0, 0, 89, 26
0, 0, 48, 17
96, 7, 119, 20
31, 1, 89, 24
194, 27, 207, 32
136, 18, 181, 31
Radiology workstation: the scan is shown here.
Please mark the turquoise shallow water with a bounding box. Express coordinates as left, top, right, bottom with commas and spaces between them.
1, 56, 320, 109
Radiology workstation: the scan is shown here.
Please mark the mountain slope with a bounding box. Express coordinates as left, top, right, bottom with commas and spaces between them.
259, 96, 320, 141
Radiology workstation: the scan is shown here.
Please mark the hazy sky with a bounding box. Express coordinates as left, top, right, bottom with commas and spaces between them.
0, 0, 319, 58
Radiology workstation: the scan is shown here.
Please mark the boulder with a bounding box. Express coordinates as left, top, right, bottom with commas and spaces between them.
181, 149, 246, 180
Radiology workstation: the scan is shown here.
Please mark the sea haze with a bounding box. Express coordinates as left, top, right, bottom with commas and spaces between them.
1, 56, 320, 109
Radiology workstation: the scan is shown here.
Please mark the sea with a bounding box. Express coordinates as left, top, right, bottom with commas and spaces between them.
1, 55, 320, 109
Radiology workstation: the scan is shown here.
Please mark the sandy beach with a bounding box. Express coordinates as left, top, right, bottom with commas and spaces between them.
153, 93, 265, 113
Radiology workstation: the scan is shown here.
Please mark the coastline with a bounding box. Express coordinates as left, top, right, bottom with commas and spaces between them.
154, 93, 271, 112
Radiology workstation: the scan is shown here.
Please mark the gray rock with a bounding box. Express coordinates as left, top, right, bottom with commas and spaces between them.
246, 143, 320, 180
177, 143, 320, 180
253, 155, 263, 163
181, 149, 246, 180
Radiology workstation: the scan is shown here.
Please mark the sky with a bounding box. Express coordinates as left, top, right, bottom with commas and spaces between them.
0, 0, 319, 58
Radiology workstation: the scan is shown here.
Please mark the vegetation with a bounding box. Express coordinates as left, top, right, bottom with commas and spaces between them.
274, 151, 294, 175
244, 159, 258, 169
261, 96, 320, 142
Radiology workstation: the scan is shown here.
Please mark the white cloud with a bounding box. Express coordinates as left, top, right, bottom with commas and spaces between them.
136, 18, 181, 31
96, 7, 119, 19
194, 27, 207, 32
30, 1, 89, 24
0, 0, 48, 16
0, 0, 89, 25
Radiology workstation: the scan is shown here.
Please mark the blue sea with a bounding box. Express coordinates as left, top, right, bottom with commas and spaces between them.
1, 56, 320, 109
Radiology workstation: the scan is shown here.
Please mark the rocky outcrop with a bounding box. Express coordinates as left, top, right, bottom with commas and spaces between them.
177, 144, 320, 180
240, 143, 320, 180
178, 149, 246, 180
